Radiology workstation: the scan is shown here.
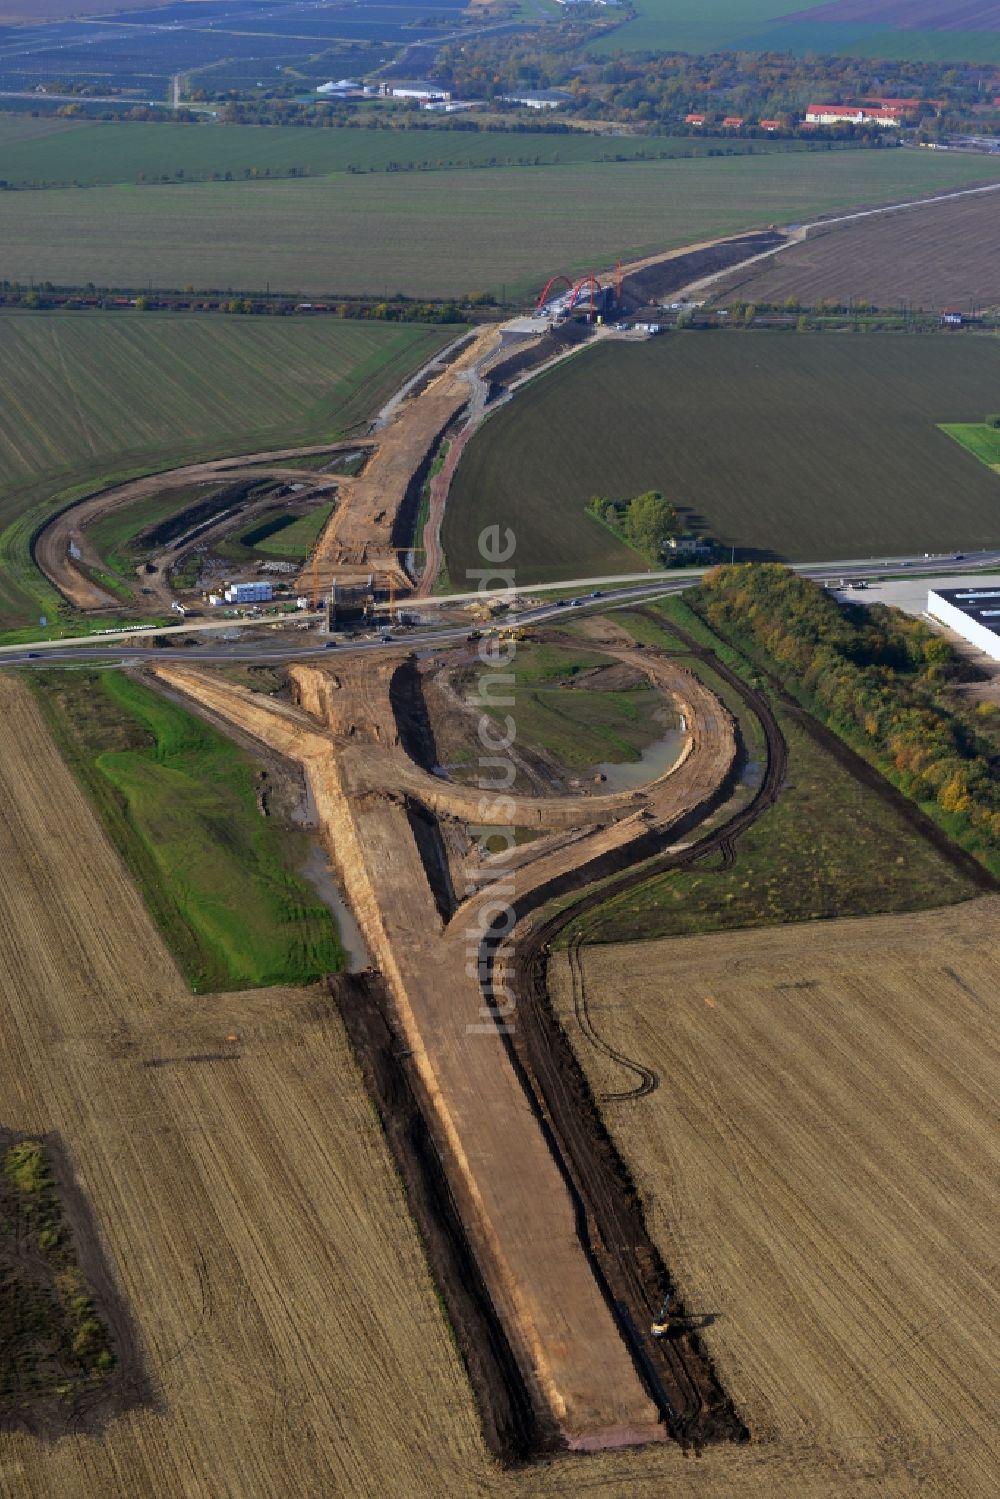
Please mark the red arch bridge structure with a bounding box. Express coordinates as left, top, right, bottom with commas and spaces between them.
535, 273, 609, 317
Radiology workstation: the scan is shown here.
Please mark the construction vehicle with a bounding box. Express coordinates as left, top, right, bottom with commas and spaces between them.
650, 1293, 676, 1338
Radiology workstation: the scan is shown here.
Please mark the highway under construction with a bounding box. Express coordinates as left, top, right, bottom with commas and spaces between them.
120, 569, 885, 1458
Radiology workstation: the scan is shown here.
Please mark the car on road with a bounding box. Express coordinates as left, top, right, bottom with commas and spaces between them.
324, 640, 338, 648
590, 590, 602, 598
571, 598, 583, 607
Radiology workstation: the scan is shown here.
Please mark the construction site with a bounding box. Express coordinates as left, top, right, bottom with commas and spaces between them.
30, 226, 802, 636
145, 627, 745, 1451
5, 208, 999, 1498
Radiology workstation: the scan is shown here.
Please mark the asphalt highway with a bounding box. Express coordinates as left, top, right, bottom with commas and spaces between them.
3, 550, 999, 669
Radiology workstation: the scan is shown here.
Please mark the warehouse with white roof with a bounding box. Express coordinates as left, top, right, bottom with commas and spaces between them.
927, 586, 1000, 661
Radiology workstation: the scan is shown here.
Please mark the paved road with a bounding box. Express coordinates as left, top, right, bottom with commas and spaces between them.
3, 552, 998, 669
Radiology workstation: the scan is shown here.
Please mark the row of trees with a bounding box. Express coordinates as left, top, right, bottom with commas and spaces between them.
695, 565, 1000, 863
433, 34, 998, 126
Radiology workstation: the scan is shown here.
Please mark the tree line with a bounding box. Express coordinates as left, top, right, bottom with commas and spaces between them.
693, 564, 999, 870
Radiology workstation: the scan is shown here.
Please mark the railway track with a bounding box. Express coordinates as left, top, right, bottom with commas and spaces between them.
475, 621, 788, 1445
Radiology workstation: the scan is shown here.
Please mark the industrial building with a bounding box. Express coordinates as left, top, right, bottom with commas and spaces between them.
927, 586, 1000, 661
499, 89, 572, 110
384, 81, 450, 102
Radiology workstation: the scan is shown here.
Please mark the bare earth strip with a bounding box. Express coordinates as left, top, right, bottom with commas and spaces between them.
149, 650, 736, 1445
550, 903, 1000, 1498
708, 189, 1000, 311
303, 327, 500, 590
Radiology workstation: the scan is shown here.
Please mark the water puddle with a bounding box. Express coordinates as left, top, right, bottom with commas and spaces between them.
594, 716, 687, 792
740, 757, 764, 789
301, 843, 371, 973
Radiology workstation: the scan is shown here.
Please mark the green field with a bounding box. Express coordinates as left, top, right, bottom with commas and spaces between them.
88, 483, 220, 580
457, 641, 670, 775
0, 116, 826, 190
594, 0, 785, 55
593, 0, 1000, 62
5, 148, 1000, 299
0, 312, 456, 631
561, 597, 978, 945
444, 332, 1000, 584
31, 669, 344, 991
248, 501, 336, 559
214, 497, 336, 564
942, 421, 1000, 470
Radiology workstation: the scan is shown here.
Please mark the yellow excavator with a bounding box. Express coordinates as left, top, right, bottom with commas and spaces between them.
650, 1293, 676, 1338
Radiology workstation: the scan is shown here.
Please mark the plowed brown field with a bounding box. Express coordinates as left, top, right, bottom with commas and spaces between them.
550, 902, 1000, 1498
710, 189, 1000, 310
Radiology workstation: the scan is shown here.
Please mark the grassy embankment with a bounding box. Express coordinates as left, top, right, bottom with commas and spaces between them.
88, 483, 220, 581
31, 670, 343, 990
560, 597, 979, 945
445, 333, 1000, 584
237, 502, 336, 560
5, 147, 1000, 298
0, 312, 457, 637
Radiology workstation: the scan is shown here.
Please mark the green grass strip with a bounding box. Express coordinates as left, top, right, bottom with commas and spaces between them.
31, 669, 343, 991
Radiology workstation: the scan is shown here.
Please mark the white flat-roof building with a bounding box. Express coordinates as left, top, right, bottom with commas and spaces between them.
499, 89, 572, 110
225, 580, 273, 605
927, 586, 1000, 660
386, 81, 450, 101
805, 103, 902, 127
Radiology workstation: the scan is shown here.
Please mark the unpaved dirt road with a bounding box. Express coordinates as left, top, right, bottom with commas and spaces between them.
301, 326, 501, 590
35, 440, 371, 612
151, 643, 736, 1449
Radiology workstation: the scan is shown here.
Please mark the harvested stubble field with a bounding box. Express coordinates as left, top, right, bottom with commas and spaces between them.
550, 899, 1000, 1498
445, 331, 1000, 580
0, 674, 490, 1497
5, 147, 1000, 298
3, 671, 997, 1494
711, 188, 1000, 311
